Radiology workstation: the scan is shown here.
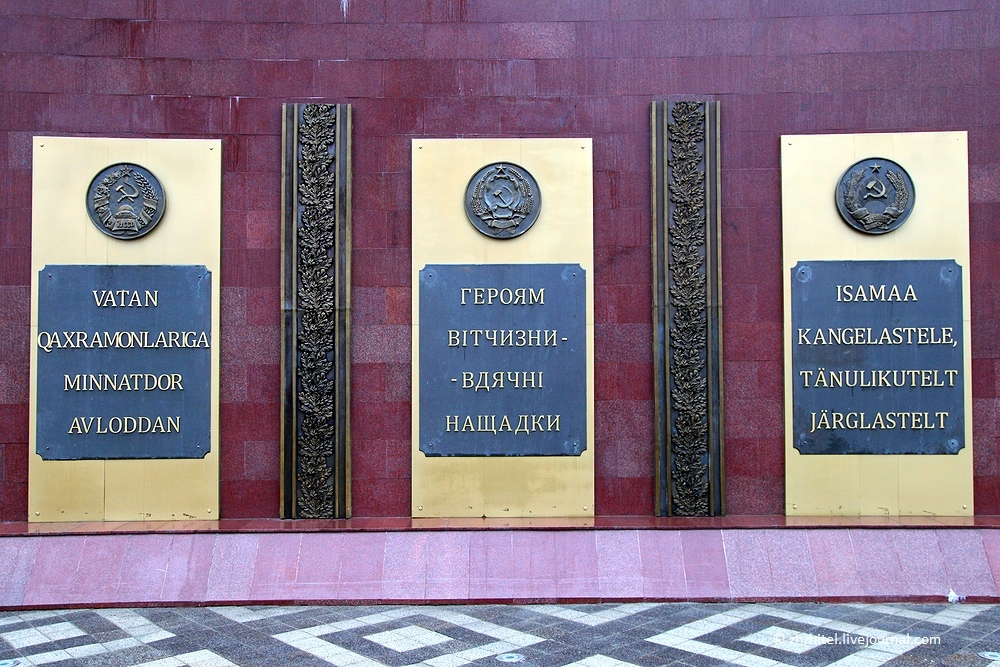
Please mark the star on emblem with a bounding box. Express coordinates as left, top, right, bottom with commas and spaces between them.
870, 163, 881, 173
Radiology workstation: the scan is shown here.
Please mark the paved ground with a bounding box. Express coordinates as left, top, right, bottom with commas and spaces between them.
2, 602, 1000, 667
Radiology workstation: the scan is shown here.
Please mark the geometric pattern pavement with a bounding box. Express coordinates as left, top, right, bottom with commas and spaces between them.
3, 603, 1000, 666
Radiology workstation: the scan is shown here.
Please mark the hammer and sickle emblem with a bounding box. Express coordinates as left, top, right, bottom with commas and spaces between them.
493, 184, 516, 208
115, 181, 140, 203
863, 178, 887, 200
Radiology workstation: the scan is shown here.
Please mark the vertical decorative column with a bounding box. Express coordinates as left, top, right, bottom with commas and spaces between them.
280, 103, 352, 519
651, 101, 724, 516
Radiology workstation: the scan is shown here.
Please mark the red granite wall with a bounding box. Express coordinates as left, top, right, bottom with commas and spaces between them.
1, 1, 998, 519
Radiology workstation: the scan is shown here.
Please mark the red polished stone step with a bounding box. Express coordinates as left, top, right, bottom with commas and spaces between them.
2, 525, 1000, 609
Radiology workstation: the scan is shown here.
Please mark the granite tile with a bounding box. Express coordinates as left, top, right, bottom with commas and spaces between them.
469, 531, 521, 600
424, 530, 470, 601
68, 534, 129, 602
22, 535, 86, 606
722, 529, 773, 599
522, 530, 559, 599
249, 532, 301, 601
765, 529, 820, 598
552, 531, 600, 599
638, 529, 687, 598
160, 534, 216, 603
850, 529, 907, 598
381, 531, 427, 601
891, 530, 949, 597
206, 534, 259, 602
294, 533, 344, 601
681, 530, 730, 599
596, 530, 643, 598
337, 532, 386, 600
116, 534, 173, 604
0, 536, 37, 606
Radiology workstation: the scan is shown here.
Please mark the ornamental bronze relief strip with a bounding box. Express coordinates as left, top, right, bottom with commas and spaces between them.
651, 101, 724, 516
280, 103, 352, 519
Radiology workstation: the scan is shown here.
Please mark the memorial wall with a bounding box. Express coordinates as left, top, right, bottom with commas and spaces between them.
1, 3, 999, 520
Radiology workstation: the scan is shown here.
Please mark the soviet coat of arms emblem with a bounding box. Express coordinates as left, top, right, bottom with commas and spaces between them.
86, 163, 166, 240
464, 162, 541, 239
835, 157, 915, 234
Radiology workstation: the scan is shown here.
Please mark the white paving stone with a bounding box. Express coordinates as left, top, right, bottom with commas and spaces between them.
38, 621, 86, 642
19, 611, 64, 622
2, 626, 51, 649
21, 648, 76, 665
103, 637, 143, 651
132, 651, 239, 667
423, 653, 471, 667
845, 603, 933, 621
130, 658, 186, 667
3, 621, 85, 649
364, 625, 452, 652
212, 606, 302, 623
97, 608, 175, 642
176, 650, 241, 667
562, 655, 642, 667
925, 604, 991, 627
